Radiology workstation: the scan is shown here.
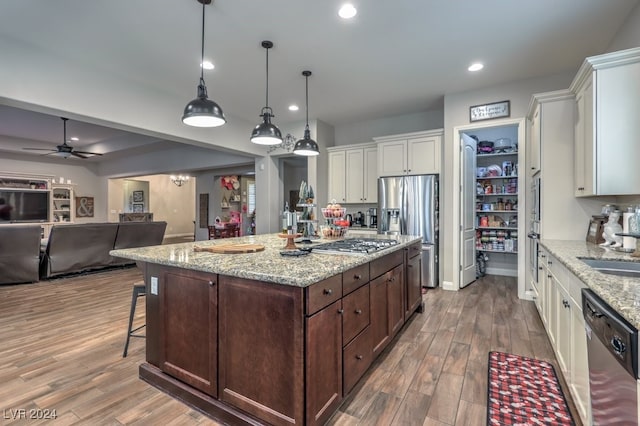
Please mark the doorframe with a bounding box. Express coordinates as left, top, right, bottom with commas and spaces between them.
451, 118, 528, 298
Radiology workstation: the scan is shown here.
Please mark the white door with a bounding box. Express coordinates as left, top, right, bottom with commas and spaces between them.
328, 150, 346, 203
378, 140, 407, 176
460, 133, 477, 288
363, 147, 378, 203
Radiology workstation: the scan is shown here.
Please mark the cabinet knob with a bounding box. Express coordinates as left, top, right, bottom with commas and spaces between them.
355, 309, 362, 315
547, 274, 552, 279
548, 261, 552, 265
538, 267, 543, 270
323, 288, 333, 295
408, 264, 413, 268
354, 274, 362, 280
208, 281, 214, 286
338, 308, 344, 314
355, 355, 363, 360
563, 299, 570, 308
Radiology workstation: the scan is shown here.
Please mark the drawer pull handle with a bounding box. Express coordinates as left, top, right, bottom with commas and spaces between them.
355, 309, 362, 315
323, 289, 333, 295
356, 355, 363, 360
548, 261, 553, 265
354, 274, 362, 280
338, 308, 344, 314
408, 264, 413, 268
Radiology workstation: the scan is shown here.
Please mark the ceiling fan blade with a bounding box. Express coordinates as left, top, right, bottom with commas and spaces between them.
22, 147, 56, 152
73, 150, 103, 156
71, 152, 89, 159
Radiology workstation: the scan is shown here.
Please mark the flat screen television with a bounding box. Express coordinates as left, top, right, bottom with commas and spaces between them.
0, 190, 49, 222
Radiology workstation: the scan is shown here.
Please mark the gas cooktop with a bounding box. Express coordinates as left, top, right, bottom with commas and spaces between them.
312, 238, 399, 255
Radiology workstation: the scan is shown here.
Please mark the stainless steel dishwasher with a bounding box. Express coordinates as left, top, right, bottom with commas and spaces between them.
582, 289, 638, 425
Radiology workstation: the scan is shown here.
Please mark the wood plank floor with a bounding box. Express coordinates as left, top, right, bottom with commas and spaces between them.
0, 270, 581, 425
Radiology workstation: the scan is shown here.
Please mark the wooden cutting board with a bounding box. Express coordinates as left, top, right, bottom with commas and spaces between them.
194, 244, 265, 254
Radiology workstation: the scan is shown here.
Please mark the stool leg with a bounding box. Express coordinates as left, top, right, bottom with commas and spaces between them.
123, 287, 139, 358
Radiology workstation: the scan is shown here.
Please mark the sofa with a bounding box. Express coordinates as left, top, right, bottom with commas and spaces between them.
0, 225, 42, 284
39, 221, 167, 279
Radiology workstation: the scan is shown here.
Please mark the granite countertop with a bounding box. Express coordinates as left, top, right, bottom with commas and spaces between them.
539, 239, 640, 330
111, 233, 420, 288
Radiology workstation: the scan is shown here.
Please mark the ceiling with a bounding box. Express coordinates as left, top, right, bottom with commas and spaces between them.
0, 0, 637, 161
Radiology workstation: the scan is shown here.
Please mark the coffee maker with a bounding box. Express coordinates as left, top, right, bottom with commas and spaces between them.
368, 207, 377, 228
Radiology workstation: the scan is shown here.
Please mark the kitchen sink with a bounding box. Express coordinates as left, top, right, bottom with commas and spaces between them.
579, 258, 640, 278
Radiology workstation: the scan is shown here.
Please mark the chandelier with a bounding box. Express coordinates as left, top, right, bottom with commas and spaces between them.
266, 133, 297, 154
170, 175, 190, 187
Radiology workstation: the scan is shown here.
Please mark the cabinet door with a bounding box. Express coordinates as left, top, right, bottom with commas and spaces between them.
363, 146, 378, 203
555, 282, 571, 378
529, 104, 541, 176
388, 265, 404, 338
306, 300, 343, 426
570, 303, 591, 424
408, 136, 440, 174
328, 150, 346, 203
574, 76, 594, 197
378, 140, 407, 176
160, 271, 217, 396
370, 273, 390, 358
345, 148, 365, 203
405, 252, 422, 317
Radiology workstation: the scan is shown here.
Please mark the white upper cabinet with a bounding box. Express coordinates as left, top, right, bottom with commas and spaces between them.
570, 47, 640, 196
374, 129, 442, 176
328, 144, 377, 204
528, 103, 541, 176
327, 150, 346, 203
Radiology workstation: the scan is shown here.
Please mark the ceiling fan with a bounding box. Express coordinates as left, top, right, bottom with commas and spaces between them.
22, 117, 103, 159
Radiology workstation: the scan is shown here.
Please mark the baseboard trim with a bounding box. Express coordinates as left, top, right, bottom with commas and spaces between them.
442, 281, 457, 291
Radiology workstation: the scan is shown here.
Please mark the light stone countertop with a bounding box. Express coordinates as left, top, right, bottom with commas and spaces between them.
539, 239, 640, 330
111, 233, 421, 288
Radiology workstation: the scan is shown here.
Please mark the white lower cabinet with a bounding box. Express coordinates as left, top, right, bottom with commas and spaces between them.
537, 250, 590, 425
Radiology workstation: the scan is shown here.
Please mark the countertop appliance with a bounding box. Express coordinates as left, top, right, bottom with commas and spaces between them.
582, 289, 638, 425
312, 238, 398, 255
378, 174, 438, 288
368, 207, 377, 228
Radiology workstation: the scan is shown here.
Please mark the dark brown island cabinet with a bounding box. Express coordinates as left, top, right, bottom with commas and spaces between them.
139, 241, 424, 426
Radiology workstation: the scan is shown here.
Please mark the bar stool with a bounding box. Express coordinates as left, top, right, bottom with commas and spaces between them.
123, 281, 146, 357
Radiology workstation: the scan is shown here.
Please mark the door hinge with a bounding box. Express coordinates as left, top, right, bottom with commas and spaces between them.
459, 265, 462, 271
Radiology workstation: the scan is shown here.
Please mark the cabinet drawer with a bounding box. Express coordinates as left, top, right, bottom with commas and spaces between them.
306, 274, 342, 316
343, 326, 372, 394
342, 284, 370, 346
343, 264, 370, 295
406, 242, 421, 259
370, 250, 403, 279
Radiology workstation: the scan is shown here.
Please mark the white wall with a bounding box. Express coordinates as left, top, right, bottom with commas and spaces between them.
607, 2, 640, 52
441, 71, 575, 290
0, 152, 106, 222
334, 110, 444, 146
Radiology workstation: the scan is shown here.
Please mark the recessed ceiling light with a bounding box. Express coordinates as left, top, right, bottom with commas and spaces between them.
288, 105, 299, 111
70, 137, 79, 141
201, 61, 214, 70
468, 63, 484, 72
338, 3, 357, 19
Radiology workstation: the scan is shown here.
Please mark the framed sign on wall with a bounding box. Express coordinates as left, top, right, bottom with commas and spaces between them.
470, 100, 510, 122
76, 196, 94, 217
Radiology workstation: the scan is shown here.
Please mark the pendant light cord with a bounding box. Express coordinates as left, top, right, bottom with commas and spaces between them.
305, 74, 309, 129
265, 46, 269, 110
199, 0, 206, 85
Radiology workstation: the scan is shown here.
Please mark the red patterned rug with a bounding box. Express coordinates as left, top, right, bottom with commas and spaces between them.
487, 351, 575, 425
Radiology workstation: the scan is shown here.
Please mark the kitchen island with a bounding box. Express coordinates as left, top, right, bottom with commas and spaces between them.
111, 233, 424, 426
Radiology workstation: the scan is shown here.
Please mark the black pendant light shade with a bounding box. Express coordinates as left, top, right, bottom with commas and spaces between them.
293, 70, 320, 156
251, 41, 283, 145
182, 0, 226, 128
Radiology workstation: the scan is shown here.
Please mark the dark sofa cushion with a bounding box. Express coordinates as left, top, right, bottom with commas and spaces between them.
110, 221, 167, 265
0, 225, 41, 284
41, 223, 119, 278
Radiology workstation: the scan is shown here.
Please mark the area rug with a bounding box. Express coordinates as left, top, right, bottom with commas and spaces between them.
487, 351, 575, 425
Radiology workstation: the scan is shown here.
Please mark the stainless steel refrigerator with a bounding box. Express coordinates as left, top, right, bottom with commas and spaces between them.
378, 175, 439, 288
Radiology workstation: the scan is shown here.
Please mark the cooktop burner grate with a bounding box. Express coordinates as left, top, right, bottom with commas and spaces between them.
312, 238, 399, 255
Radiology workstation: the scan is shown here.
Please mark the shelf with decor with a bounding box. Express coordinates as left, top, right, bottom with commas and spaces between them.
51, 184, 75, 223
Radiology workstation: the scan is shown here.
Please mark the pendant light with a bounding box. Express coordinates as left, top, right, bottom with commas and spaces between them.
293, 70, 320, 156
250, 41, 283, 145
182, 0, 226, 128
